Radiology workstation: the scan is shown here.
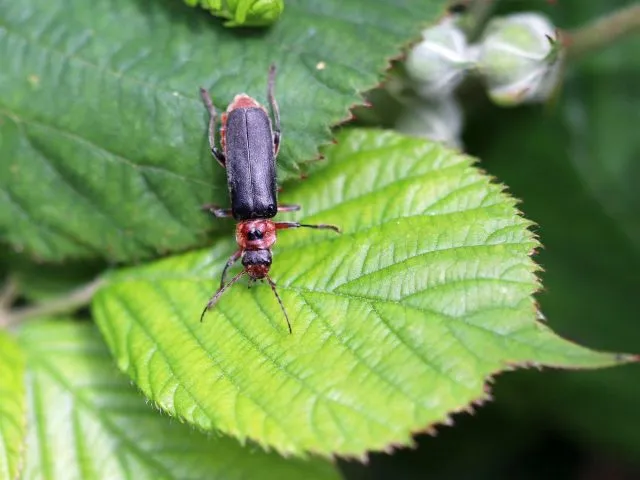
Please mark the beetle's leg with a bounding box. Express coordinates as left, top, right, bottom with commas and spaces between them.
266, 275, 292, 334
220, 250, 242, 289
201, 204, 233, 218
267, 65, 281, 157
277, 204, 301, 213
273, 131, 281, 157
212, 149, 226, 167
199, 87, 226, 167
200, 270, 246, 323
275, 221, 341, 234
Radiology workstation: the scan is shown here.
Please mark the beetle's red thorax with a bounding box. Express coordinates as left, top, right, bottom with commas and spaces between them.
227, 94, 262, 111
236, 219, 276, 251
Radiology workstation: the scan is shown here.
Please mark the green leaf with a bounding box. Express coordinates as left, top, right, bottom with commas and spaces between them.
92, 129, 630, 457
17, 319, 340, 480
0, 0, 441, 262
0, 331, 26, 480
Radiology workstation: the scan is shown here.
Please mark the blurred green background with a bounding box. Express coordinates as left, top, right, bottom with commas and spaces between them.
345, 0, 640, 478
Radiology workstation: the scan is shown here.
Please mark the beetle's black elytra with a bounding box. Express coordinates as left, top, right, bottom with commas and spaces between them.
225, 107, 278, 220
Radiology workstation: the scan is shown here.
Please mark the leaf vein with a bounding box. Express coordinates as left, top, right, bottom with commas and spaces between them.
301, 292, 420, 415
27, 346, 176, 478
366, 301, 478, 392
335, 242, 532, 292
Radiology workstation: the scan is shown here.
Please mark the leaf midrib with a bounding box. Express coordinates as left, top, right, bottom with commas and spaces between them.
106, 239, 533, 289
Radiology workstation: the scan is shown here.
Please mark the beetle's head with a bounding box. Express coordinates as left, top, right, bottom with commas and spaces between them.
242, 249, 272, 279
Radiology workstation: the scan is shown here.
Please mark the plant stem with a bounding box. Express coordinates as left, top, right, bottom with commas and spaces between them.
565, 4, 640, 60
0, 277, 18, 310
0, 277, 104, 328
454, 0, 497, 41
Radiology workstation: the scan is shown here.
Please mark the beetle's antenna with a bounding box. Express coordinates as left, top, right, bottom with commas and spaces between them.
199, 87, 218, 159
266, 276, 291, 334
200, 270, 246, 322
267, 65, 280, 136
275, 221, 341, 234
298, 223, 341, 233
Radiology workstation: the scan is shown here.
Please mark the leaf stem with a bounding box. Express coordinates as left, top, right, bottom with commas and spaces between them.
0, 277, 104, 329
564, 4, 640, 60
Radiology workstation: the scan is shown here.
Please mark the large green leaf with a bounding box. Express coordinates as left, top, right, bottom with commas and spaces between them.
17, 319, 339, 479
0, 0, 442, 262
92, 129, 629, 457
0, 331, 26, 480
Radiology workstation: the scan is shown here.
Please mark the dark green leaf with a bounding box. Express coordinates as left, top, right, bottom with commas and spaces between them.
0, 0, 441, 262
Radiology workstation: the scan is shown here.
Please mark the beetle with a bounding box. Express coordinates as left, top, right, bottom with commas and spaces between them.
199, 65, 340, 333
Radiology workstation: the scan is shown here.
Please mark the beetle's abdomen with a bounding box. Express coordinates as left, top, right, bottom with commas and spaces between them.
225, 107, 277, 220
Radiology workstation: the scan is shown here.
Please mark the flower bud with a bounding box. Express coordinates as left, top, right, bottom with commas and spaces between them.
396, 96, 464, 148
476, 12, 563, 106
405, 19, 471, 98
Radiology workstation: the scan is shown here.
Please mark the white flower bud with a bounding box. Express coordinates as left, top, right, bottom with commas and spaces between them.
406, 19, 471, 98
396, 96, 464, 148
476, 12, 563, 106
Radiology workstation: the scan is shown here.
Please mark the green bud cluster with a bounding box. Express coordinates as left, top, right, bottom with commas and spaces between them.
185, 0, 284, 27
